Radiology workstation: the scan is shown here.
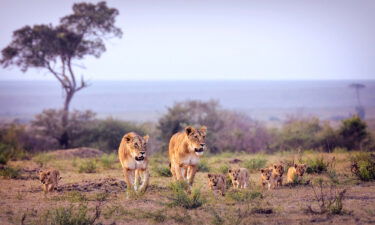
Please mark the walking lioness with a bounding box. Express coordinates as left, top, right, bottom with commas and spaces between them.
118, 132, 150, 193
169, 126, 207, 187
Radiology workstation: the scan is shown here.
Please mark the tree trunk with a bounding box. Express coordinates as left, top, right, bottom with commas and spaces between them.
60, 90, 74, 148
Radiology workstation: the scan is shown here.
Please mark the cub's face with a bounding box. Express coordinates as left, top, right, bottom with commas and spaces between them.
295, 164, 307, 176
38, 171, 50, 184
272, 164, 284, 176
124, 132, 149, 161
228, 169, 241, 182
185, 126, 207, 156
260, 168, 272, 180
207, 174, 224, 189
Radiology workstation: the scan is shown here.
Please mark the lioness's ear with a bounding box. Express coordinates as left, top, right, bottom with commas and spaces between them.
208, 173, 212, 178
143, 135, 149, 143
185, 126, 194, 135
200, 126, 207, 134
260, 169, 264, 173
123, 133, 133, 143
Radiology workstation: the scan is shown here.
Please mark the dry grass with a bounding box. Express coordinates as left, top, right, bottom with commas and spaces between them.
0, 151, 374, 224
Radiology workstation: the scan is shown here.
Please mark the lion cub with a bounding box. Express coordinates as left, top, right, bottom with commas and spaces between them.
270, 164, 284, 188
287, 164, 307, 183
38, 169, 61, 194
228, 168, 249, 189
207, 174, 226, 196
260, 168, 272, 190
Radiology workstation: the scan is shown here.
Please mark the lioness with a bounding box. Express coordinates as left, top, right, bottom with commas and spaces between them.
38, 169, 61, 194
260, 168, 272, 190
207, 173, 226, 196
118, 132, 150, 193
228, 168, 249, 189
287, 164, 307, 183
169, 126, 207, 187
270, 164, 284, 188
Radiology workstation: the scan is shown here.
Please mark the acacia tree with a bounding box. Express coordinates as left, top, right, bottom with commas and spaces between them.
0, 2, 122, 148
349, 83, 366, 119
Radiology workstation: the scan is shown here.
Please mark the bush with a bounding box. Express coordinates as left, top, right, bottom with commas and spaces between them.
226, 189, 262, 203
74, 118, 147, 152
0, 166, 21, 179
153, 166, 172, 177
168, 181, 204, 209
33, 153, 54, 167
38, 204, 100, 225
306, 156, 328, 174
198, 160, 210, 172
351, 153, 375, 181
79, 160, 97, 173
242, 157, 267, 172
338, 116, 372, 150
157, 100, 271, 153
100, 153, 118, 169
217, 165, 229, 174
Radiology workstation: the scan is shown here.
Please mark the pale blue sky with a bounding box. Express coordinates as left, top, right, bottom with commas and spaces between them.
0, 0, 374, 81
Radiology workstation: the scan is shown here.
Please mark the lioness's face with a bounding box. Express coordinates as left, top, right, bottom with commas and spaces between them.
272, 164, 284, 176
124, 133, 149, 161
295, 164, 307, 176
260, 168, 272, 180
228, 169, 241, 181
38, 171, 50, 184
208, 174, 223, 188
185, 126, 207, 156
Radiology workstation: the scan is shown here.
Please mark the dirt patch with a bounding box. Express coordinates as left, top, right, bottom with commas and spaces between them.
55, 177, 126, 193
48, 147, 103, 159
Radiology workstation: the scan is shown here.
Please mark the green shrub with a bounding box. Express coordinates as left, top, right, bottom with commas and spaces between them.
79, 160, 97, 173
153, 166, 172, 177
306, 156, 328, 174
33, 153, 54, 167
100, 153, 118, 169
242, 157, 267, 171
168, 181, 204, 209
226, 189, 262, 203
0, 166, 21, 179
350, 153, 375, 181
52, 191, 88, 203
198, 160, 210, 172
217, 165, 229, 174
39, 204, 99, 225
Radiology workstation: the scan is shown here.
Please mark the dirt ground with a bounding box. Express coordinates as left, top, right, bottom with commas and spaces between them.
1, 151, 375, 225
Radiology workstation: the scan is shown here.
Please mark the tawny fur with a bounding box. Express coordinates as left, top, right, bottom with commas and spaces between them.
228, 168, 249, 189
118, 132, 150, 193
207, 173, 226, 196
169, 126, 207, 187
270, 164, 284, 188
38, 169, 61, 194
287, 164, 307, 183
260, 168, 273, 190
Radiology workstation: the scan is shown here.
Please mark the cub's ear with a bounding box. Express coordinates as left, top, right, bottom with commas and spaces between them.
200, 126, 207, 134
260, 169, 264, 173
294, 164, 298, 168
274, 165, 277, 169
143, 135, 149, 143
47, 171, 51, 175
208, 173, 212, 178
59, 177, 62, 180
228, 169, 232, 173
302, 164, 307, 168
185, 126, 194, 135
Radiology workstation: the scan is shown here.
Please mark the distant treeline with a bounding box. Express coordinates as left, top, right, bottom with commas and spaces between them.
0, 100, 374, 163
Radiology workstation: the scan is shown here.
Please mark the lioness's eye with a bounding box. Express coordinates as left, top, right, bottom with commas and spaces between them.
134, 143, 139, 147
